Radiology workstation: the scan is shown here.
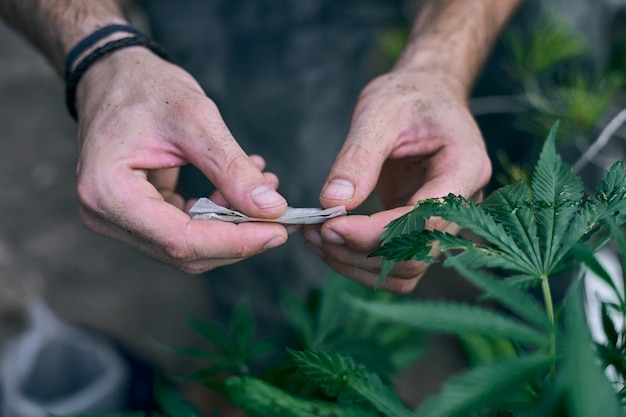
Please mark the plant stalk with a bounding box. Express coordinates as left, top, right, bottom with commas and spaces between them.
541, 275, 556, 376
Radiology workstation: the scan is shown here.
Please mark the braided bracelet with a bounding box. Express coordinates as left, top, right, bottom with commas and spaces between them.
65, 36, 169, 120
64, 24, 145, 81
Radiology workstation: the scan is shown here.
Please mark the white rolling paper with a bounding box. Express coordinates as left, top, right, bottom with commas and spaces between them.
189, 198, 347, 224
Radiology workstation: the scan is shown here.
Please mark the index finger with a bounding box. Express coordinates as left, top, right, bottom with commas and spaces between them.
319, 206, 413, 251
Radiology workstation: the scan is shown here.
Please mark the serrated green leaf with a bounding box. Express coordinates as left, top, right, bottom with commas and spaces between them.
375, 259, 396, 288
379, 208, 426, 243
606, 218, 626, 305
531, 121, 585, 273
553, 161, 626, 270
481, 180, 542, 273
552, 202, 597, 268
375, 208, 429, 288
220, 376, 379, 417
597, 344, 626, 377
288, 349, 413, 417
288, 348, 360, 401
572, 243, 623, 305
415, 354, 554, 417
371, 230, 434, 262
347, 297, 547, 346
596, 160, 626, 217
460, 333, 517, 366
601, 303, 620, 347
445, 257, 551, 331
372, 194, 538, 284
415, 196, 532, 267
435, 231, 535, 272
375, 230, 527, 273
563, 282, 621, 417
503, 274, 543, 290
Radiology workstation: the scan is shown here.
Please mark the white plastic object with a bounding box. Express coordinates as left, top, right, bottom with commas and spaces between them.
0, 298, 130, 417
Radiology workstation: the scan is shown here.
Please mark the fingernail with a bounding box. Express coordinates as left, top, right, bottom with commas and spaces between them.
322, 229, 345, 245
303, 229, 322, 247
251, 185, 286, 209
321, 179, 354, 201
263, 236, 286, 250
286, 225, 300, 234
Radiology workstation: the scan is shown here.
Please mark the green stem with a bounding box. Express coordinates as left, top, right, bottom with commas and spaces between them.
541, 275, 556, 377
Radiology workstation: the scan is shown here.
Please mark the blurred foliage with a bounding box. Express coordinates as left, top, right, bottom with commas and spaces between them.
504, 11, 623, 140
375, 26, 410, 74
503, 14, 587, 83
517, 71, 623, 141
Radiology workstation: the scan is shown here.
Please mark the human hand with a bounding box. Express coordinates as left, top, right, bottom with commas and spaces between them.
74, 48, 290, 273
303, 69, 492, 293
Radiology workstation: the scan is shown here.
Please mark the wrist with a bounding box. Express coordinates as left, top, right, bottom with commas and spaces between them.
391, 51, 471, 101
65, 26, 142, 80
394, 0, 522, 98
65, 25, 168, 120
57, 4, 129, 61
50, 5, 129, 73
75, 47, 168, 122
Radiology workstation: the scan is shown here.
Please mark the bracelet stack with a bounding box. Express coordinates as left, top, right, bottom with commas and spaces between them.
64, 24, 169, 121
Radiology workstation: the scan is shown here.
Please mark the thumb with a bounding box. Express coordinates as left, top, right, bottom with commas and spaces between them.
320, 123, 389, 211
185, 119, 287, 219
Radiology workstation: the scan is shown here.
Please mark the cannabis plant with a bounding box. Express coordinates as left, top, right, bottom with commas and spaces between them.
160, 122, 624, 417
357, 121, 626, 416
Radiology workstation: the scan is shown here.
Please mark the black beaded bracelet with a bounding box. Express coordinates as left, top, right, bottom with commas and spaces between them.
65, 36, 169, 120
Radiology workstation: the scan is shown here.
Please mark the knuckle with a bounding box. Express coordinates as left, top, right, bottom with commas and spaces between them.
76, 180, 100, 213
178, 262, 215, 275
233, 243, 254, 259
77, 206, 97, 230
224, 152, 250, 175
160, 236, 195, 263
385, 278, 419, 295
392, 260, 428, 279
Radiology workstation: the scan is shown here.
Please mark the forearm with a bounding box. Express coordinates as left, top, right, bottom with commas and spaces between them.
396, 0, 523, 97
0, 0, 127, 74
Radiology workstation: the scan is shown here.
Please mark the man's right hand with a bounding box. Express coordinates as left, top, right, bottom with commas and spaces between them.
73, 47, 290, 273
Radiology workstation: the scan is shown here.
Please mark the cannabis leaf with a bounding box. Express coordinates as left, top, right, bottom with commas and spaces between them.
531, 122, 584, 272
175, 300, 274, 381
562, 282, 621, 417
414, 354, 554, 417
287, 349, 413, 417
347, 297, 547, 346
216, 376, 378, 417
445, 257, 552, 331
372, 121, 626, 285
480, 179, 541, 271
